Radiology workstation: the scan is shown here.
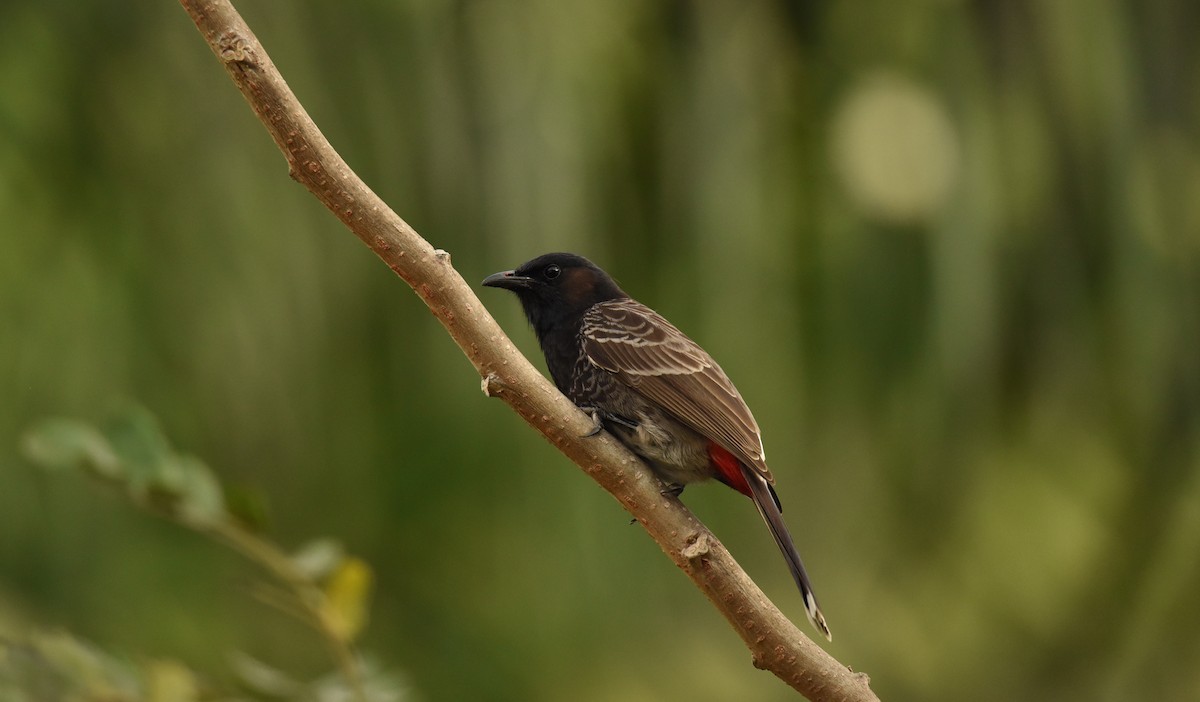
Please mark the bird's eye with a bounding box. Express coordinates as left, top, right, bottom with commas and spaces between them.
544, 264, 561, 280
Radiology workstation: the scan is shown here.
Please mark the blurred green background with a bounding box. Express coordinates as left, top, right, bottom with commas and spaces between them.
2, 0, 1199, 700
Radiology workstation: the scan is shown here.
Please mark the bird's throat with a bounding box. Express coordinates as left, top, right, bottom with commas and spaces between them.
530, 314, 586, 395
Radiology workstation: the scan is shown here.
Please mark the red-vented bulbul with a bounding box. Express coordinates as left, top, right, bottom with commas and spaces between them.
483, 252, 831, 640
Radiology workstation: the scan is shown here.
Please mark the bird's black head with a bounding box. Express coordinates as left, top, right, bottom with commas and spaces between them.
482, 252, 627, 338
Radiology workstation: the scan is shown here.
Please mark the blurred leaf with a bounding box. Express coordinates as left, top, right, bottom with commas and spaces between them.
21, 418, 122, 478
171, 455, 226, 526
144, 660, 198, 702
142, 452, 189, 512
322, 558, 373, 643
229, 651, 302, 698
310, 658, 408, 702
0, 630, 141, 701
102, 404, 175, 494
291, 539, 345, 581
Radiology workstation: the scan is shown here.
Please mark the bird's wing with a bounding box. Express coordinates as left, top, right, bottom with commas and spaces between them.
580, 298, 772, 482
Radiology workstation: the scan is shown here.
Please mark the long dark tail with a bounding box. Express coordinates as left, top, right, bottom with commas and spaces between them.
743, 466, 832, 641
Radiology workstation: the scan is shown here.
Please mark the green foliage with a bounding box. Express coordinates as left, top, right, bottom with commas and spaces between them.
17, 406, 400, 702
0, 630, 405, 702
0, 630, 145, 702
21, 419, 121, 478
24, 406, 226, 526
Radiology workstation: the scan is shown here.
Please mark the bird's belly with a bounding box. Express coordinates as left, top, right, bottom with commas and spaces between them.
610, 408, 714, 486
568, 365, 714, 485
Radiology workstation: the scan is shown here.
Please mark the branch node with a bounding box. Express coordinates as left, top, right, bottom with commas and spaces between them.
680, 532, 712, 561
434, 248, 451, 263
217, 30, 255, 65
481, 372, 503, 397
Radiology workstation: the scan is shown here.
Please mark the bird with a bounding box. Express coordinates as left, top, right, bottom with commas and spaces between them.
482, 252, 831, 640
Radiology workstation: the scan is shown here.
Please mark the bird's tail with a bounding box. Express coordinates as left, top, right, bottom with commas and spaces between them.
744, 468, 832, 641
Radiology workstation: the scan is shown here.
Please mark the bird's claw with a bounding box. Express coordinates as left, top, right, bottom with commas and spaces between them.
579, 406, 639, 438
661, 482, 685, 498
580, 407, 606, 437
584, 412, 604, 437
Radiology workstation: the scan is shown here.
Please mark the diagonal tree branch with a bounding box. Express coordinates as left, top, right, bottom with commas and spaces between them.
176, 1, 879, 699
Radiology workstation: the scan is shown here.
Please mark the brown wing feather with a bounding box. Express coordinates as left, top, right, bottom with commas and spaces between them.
581, 299, 772, 482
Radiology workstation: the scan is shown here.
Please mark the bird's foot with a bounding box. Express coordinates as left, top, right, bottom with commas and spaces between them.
660, 482, 685, 498
583, 409, 605, 438
579, 406, 639, 437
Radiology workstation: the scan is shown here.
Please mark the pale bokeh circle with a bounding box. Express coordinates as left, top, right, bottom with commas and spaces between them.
830, 72, 960, 224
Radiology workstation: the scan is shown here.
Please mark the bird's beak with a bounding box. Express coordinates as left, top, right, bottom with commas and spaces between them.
482, 270, 535, 291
